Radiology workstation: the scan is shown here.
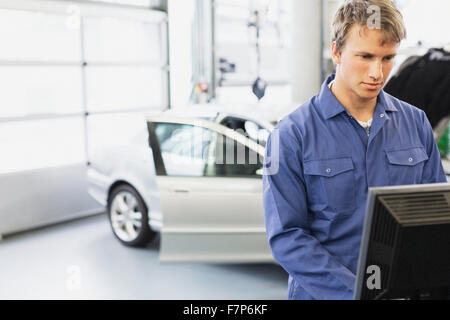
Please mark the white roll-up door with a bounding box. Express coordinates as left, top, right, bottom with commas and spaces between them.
0, 0, 168, 235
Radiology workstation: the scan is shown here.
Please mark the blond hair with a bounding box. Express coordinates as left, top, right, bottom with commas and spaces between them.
332, 0, 407, 53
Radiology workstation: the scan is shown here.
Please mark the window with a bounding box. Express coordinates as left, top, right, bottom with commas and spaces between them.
0, 4, 168, 175
205, 133, 263, 178
86, 66, 163, 111
0, 9, 81, 62
0, 118, 85, 174
154, 122, 263, 178
84, 17, 161, 63
0, 66, 83, 118
85, 0, 152, 7
154, 123, 212, 177
84, 15, 167, 113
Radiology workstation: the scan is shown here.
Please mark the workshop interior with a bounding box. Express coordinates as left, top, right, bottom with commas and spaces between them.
0, 0, 449, 300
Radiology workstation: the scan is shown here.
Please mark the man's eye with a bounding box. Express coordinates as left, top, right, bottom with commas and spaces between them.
361, 55, 371, 59
384, 56, 394, 61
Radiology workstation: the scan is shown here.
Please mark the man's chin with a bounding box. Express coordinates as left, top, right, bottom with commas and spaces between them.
359, 88, 380, 100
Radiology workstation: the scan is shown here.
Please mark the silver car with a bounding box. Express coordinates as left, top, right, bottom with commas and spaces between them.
87, 108, 280, 263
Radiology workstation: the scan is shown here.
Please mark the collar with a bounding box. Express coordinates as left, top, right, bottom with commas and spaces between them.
317, 73, 398, 120
377, 87, 399, 113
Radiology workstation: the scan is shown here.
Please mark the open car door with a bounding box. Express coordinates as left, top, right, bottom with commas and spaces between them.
148, 118, 273, 263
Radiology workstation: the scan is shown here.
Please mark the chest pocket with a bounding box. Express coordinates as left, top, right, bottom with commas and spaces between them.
385, 146, 429, 185
304, 157, 356, 219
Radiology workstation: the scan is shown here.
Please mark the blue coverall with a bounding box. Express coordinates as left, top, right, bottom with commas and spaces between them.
263, 73, 448, 300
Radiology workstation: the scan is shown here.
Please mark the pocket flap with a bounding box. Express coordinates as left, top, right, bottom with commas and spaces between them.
386, 147, 429, 166
304, 157, 354, 177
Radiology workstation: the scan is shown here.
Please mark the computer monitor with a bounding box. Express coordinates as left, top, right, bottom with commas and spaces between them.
354, 183, 450, 300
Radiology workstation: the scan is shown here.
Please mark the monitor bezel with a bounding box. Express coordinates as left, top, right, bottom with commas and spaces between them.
354, 182, 450, 300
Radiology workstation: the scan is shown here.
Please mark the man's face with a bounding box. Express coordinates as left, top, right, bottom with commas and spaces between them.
332, 24, 399, 102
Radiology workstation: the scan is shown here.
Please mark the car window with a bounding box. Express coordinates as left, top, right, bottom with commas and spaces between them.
154, 122, 262, 178
204, 133, 263, 178
154, 123, 212, 177
219, 116, 270, 147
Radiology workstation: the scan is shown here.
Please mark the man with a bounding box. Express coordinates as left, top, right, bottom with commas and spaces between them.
263, 0, 447, 300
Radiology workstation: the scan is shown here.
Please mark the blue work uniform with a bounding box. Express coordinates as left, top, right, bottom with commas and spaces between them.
262, 73, 448, 300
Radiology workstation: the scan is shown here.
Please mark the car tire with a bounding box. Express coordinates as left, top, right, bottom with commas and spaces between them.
107, 184, 155, 247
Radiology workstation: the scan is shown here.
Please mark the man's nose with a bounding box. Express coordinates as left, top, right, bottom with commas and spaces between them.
369, 60, 383, 82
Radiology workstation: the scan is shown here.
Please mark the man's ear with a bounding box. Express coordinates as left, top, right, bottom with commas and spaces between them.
331, 41, 341, 65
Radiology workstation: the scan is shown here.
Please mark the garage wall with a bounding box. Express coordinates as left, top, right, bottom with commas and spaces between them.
0, 0, 168, 236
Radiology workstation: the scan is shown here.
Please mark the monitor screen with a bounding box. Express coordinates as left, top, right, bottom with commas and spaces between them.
354, 183, 450, 300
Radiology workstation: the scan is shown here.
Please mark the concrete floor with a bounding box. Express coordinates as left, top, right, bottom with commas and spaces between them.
0, 213, 288, 300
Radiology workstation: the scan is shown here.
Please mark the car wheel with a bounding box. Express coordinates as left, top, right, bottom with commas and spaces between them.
108, 184, 154, 247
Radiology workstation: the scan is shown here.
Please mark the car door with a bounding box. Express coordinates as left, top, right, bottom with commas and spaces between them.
148, 119, 273, 263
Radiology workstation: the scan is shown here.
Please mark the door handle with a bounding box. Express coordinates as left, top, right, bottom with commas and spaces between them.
174, 188, 191, 193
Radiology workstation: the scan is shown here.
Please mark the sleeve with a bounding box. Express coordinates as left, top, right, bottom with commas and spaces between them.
262, 121, 356, 300
419, 111, 447, 184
